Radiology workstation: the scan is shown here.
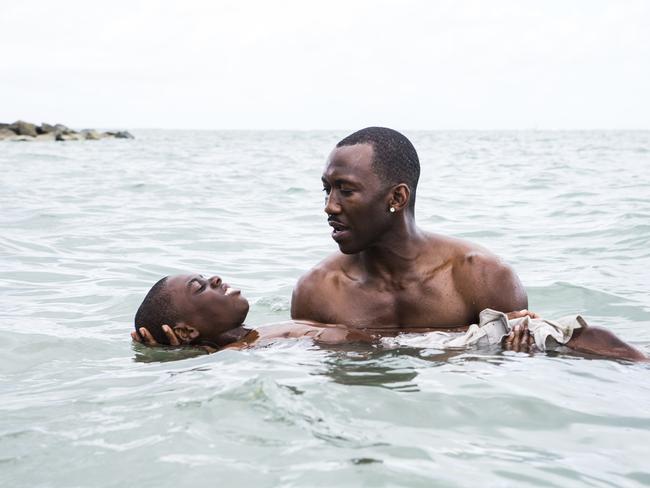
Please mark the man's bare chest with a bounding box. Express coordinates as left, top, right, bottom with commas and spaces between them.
320, 275, 472, 328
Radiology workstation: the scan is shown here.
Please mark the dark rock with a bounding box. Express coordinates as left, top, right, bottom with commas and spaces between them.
39, 123, 57, 134
0, 121, 133, 141
10, 120, 38, 137
55, 132, 80, 141
81, 129, 101, 140
35, 133, 56, 141
0, 127, 18, 139
54, 123, 73, 135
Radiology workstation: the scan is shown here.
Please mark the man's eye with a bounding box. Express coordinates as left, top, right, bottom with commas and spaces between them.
340, 189, 353, 196
322, 187, 331, 194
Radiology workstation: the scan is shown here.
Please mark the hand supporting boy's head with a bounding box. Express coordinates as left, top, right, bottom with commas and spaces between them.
134, 274, 250, 346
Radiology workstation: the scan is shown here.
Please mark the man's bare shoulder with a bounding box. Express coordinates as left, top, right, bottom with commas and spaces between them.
421, 232, 496, 266
291, 253, 353, 320
294, 253, 351, 287
446, 234, 502, 268
423, 232, 528, 313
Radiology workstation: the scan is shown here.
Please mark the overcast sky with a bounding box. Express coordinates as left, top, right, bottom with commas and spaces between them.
1, 0, 648, 130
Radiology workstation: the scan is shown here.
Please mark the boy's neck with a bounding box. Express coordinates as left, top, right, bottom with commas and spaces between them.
202, 325, 252, 349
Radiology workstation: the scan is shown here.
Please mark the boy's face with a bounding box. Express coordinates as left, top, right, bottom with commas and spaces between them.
166, 274, 250, 340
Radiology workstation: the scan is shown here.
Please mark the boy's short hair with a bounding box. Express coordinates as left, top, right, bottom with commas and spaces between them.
134, 277, 180, 345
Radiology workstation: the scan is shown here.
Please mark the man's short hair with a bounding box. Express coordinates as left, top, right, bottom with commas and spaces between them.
134, 277, 179, 345
336, 127, 420, 209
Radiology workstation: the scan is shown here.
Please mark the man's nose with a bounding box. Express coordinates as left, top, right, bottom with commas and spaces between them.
324, 192, 340, 214
209, 275, 222, 288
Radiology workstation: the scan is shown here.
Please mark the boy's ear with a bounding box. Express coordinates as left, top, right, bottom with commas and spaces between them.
172, 323, 200, 344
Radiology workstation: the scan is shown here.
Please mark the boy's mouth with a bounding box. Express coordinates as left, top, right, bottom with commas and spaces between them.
223, 284, 240, 296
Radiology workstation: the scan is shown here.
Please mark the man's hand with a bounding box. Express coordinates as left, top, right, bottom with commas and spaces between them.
503, 309, 540, 353
130, 325, 181, 347
503, 323, 536, 353
506, 309, 540, 320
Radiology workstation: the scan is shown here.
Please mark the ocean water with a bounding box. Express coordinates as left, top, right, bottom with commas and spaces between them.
1, 130, 649, 487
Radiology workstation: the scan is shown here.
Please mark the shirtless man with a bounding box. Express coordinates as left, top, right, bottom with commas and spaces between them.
291, 126, 527, 330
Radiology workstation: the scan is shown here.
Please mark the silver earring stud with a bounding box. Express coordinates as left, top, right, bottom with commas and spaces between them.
390, 207, 396, 213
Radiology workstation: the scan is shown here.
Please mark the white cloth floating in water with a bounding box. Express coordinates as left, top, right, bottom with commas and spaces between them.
383, 308, 587, 351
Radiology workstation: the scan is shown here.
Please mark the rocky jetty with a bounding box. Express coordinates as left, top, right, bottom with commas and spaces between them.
0, 121, 134, 141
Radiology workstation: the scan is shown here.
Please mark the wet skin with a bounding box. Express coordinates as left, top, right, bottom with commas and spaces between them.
132, 273, 376, 351
290, 142, 528, 330
288, 143, 646, 360
170, 274, 249, 330
157, 273, 251, 347
131, 275, 646, 361
131, 141, 646, 360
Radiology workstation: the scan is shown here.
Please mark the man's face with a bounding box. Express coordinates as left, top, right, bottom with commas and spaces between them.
321, 143, 392, 254
166, 274, 250, 340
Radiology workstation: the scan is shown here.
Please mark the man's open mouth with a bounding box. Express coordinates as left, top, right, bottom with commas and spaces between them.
329, 221, 350, 241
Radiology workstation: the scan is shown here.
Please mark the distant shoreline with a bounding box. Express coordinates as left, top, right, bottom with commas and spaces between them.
0, 120, 134, 142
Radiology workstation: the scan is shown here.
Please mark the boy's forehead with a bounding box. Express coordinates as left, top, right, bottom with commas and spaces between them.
166, 274, 198, 293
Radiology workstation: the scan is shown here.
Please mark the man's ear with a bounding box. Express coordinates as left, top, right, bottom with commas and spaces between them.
389, 184, 411, 212
172, 323, 200, 344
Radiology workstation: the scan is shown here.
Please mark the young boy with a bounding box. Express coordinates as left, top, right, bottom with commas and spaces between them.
132, 273, 375, 352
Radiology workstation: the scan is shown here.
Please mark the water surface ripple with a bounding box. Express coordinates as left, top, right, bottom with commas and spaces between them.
1, 131, 649, 487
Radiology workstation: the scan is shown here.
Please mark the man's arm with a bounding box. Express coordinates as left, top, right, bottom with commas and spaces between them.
290, 270, 322, 321
501, 313, 647, 361
311, 326, 376, 345
459, 252, 528, 317
460, 253, 532, 350
565, 326, 647, 361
